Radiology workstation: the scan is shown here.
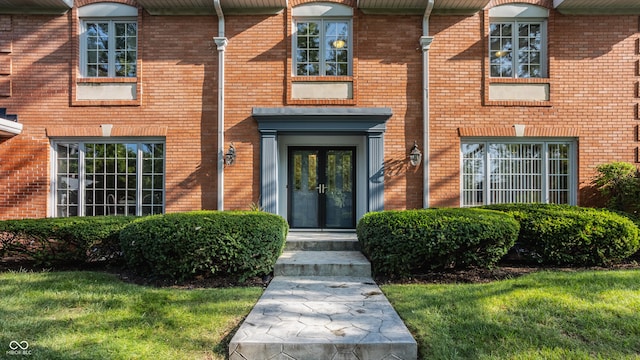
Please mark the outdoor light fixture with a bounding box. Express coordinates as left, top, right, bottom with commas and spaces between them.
225, 143, 236, 166
332, 39, 346, 49
409, 141, 422, 167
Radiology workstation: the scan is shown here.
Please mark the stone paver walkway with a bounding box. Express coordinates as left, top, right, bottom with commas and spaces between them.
228, 231, 417, 360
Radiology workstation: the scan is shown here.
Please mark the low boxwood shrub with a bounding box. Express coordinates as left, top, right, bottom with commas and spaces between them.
119, 211, 288, 281
0, 216, 137, 266
483, 204, 640, 266
356, 208, 520, 279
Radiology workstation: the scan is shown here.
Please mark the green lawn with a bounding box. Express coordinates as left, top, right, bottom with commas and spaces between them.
2, 270, 639, 360
383, 269, 640, 360
0, 271, 262, 360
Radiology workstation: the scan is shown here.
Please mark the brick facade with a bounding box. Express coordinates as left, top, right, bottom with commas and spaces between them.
0, 0, 638, 221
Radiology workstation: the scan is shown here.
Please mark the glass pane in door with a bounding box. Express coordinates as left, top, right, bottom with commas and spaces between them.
290, 150, 319, 228
325, 150, 354, 228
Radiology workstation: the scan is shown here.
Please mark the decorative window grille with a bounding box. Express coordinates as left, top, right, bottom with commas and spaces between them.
53, 141, 164, 217
462, 141, 573, 207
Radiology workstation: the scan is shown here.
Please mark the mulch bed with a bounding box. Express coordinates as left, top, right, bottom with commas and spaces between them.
2, 256, 639, 288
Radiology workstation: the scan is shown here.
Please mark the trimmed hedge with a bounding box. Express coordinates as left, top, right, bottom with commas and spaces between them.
482, 204, 640, 266
0, 216, 137, 266
120, 211, 288, 281
356, 208, 520, 279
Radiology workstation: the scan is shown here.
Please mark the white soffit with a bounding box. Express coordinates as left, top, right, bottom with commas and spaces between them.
357, 0, 491, 15
135, 0, 287, 15
0, 0, 72, 14
554, 0, 640, 15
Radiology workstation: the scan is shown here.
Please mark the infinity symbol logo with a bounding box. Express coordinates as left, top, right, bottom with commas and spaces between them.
9, 341, 29, 350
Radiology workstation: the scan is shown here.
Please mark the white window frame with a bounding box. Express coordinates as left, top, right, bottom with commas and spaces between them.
50, 139, 165, 217
292, 3, 353, 77
293, 18, 352, 76
79, 19, 137, 78
460, 139, 577, 207
489, 19, 547, 78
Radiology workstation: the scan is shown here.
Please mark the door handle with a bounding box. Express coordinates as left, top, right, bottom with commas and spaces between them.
316, 184, 326, 194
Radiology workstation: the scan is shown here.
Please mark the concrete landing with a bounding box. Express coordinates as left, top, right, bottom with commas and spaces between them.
229, 231, 417, 360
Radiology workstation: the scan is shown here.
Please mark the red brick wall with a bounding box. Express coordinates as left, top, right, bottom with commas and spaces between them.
0, 1, 638, 219
428, 10, 640, 207
0, 10, 220, 219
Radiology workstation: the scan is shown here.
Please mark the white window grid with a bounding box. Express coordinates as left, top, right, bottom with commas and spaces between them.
461, 140, 574, 207
489, 19, 546, 78
51, 140, 164, 217
293, 18, 351, 76
81, 19, 137, 78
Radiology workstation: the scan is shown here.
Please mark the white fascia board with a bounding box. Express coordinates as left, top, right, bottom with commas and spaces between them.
0, 118, 22, 137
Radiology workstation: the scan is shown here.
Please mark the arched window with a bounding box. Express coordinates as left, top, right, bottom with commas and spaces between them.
292, 3, 352, 76
78, 3, 138, 78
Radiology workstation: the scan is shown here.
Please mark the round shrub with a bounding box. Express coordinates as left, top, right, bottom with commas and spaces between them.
119, 211, 288, 281
356, 208, 520, 279
0, 216, 136, 266
483, 204, 640, 266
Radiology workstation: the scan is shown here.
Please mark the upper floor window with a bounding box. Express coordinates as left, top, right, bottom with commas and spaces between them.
489, 4, 548, 78
293, 3, 352, 77
79, 3, 138, 78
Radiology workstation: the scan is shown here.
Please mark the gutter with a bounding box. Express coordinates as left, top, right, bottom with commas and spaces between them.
213, 0, 228, 210
421, 0, 434, 208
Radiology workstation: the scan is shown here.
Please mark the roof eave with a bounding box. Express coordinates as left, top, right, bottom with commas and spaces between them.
0, 118, 22, 138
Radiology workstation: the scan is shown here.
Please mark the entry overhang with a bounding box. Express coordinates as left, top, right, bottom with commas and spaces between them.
253, 107, 391, 134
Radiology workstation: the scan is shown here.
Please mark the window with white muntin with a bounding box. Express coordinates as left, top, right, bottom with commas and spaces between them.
82, 20, 137, 77
461, 140, 575, 207
53, 140, 165, 217
79, 4, 137, 78
293, 4, 352, 77
489, 5, 548, 78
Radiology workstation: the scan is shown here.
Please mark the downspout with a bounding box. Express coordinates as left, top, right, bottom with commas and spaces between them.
421, 0, 434, 208
214, 0, 228, 210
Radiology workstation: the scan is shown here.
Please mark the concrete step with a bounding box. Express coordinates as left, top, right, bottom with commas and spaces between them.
285, 231, 360, 251
229, 276, 417, 360
285, 238, 360, 251
274, 251, 371, 277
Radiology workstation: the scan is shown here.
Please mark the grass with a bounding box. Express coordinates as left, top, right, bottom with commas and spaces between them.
382, 269, 640, 360
2, 269, 640, 359
0, 270, 262, 360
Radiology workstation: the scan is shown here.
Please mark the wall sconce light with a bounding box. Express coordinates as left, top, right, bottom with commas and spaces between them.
225, 142, 236, 166
409, 141, 422, 167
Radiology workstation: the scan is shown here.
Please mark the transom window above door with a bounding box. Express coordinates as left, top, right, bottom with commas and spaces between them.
292, 3, 353, 77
